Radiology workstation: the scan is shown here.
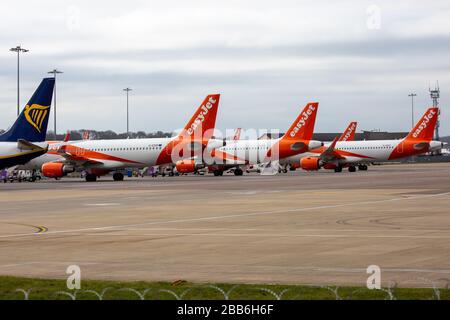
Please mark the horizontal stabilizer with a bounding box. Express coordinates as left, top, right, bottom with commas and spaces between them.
17, 139, 47, 151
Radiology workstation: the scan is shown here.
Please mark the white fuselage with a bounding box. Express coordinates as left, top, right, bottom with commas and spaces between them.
215, 138, 322, 165
281, 139, 443, 166
21, 138, 173, 171
217, 139, 275, 165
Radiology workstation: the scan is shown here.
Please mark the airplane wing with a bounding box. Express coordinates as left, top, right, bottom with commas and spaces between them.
319, 136, 345, 162
59, 154, 103, 165
209, 148, 247, 165
55, 145, 103, 165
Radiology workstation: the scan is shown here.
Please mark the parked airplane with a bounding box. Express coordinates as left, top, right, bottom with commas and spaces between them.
283, 121, 358, 171
23, 94, 221, 181
297, 107, 443, 172
199, 102, 323, 176
0, 78, 54, 170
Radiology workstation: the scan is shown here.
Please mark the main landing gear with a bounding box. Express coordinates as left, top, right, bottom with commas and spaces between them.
85, 173, 97, 182
334, 166, 343, 173
348, 166, 356, 173
358, 164, 368, 171
113, 172, 124, 181
213, 170, 224, 176
234, 168, 244, 176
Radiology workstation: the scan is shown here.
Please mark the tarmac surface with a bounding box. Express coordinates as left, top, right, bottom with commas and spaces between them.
1, 162, 450, 288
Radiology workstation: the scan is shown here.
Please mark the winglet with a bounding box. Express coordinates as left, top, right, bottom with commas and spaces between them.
339, 122, 357, 141
283, 102, 319, 141
320, 135, 340, 161
405, 107, 439, 141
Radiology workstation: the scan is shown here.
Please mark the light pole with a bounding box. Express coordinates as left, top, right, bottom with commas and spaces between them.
408, 93, 417, 129
10, 45, 29, 116
123, 88, 132, 137
48, 69, 63, 138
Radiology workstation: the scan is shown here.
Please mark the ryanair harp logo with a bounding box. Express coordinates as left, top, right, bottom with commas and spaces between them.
24, 104, 50, 132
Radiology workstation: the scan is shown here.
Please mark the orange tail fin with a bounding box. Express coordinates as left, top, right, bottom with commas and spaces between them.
63, 131, 71, 142
406, 107, 439, 141
339, 121, 357, 141
180, 94, 220, 140
83, 131, 90, 140
284, 102, 319, 141
233, 128, 242, 141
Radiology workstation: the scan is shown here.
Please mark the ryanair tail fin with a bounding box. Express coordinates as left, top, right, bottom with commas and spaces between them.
284, 102, 319, 141
405, 107, 439, 141
180, 94, 220, 141
339, 121, 357, 141
0, 78, 55, 142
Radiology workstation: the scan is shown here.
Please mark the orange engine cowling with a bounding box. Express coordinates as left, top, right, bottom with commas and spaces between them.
41, 163, 74, 178
175, 160, 204, 173
300, 157, 320, 171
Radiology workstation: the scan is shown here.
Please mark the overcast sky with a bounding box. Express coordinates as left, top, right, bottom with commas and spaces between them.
0, 0, 449, 136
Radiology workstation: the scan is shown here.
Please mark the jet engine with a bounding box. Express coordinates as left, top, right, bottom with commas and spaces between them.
175, 160, 204, 173
41, 163, 75, 178
300, 157, 321, 171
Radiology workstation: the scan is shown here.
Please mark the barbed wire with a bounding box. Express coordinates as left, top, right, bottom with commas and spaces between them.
10, 278, 449, 300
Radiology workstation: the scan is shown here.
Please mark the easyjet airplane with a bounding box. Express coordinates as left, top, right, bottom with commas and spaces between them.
283, 121, 357, 171
22, 94, 221, 181
189, 102, 323, 176
0, 78, 54, 170
297, 107, 443, 172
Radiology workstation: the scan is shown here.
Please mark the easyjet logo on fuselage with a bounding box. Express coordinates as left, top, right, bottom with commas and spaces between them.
289, 104, 316, 138
342, 123, 356, 141
186, 96, 217, 135
412, 109, 436, 138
